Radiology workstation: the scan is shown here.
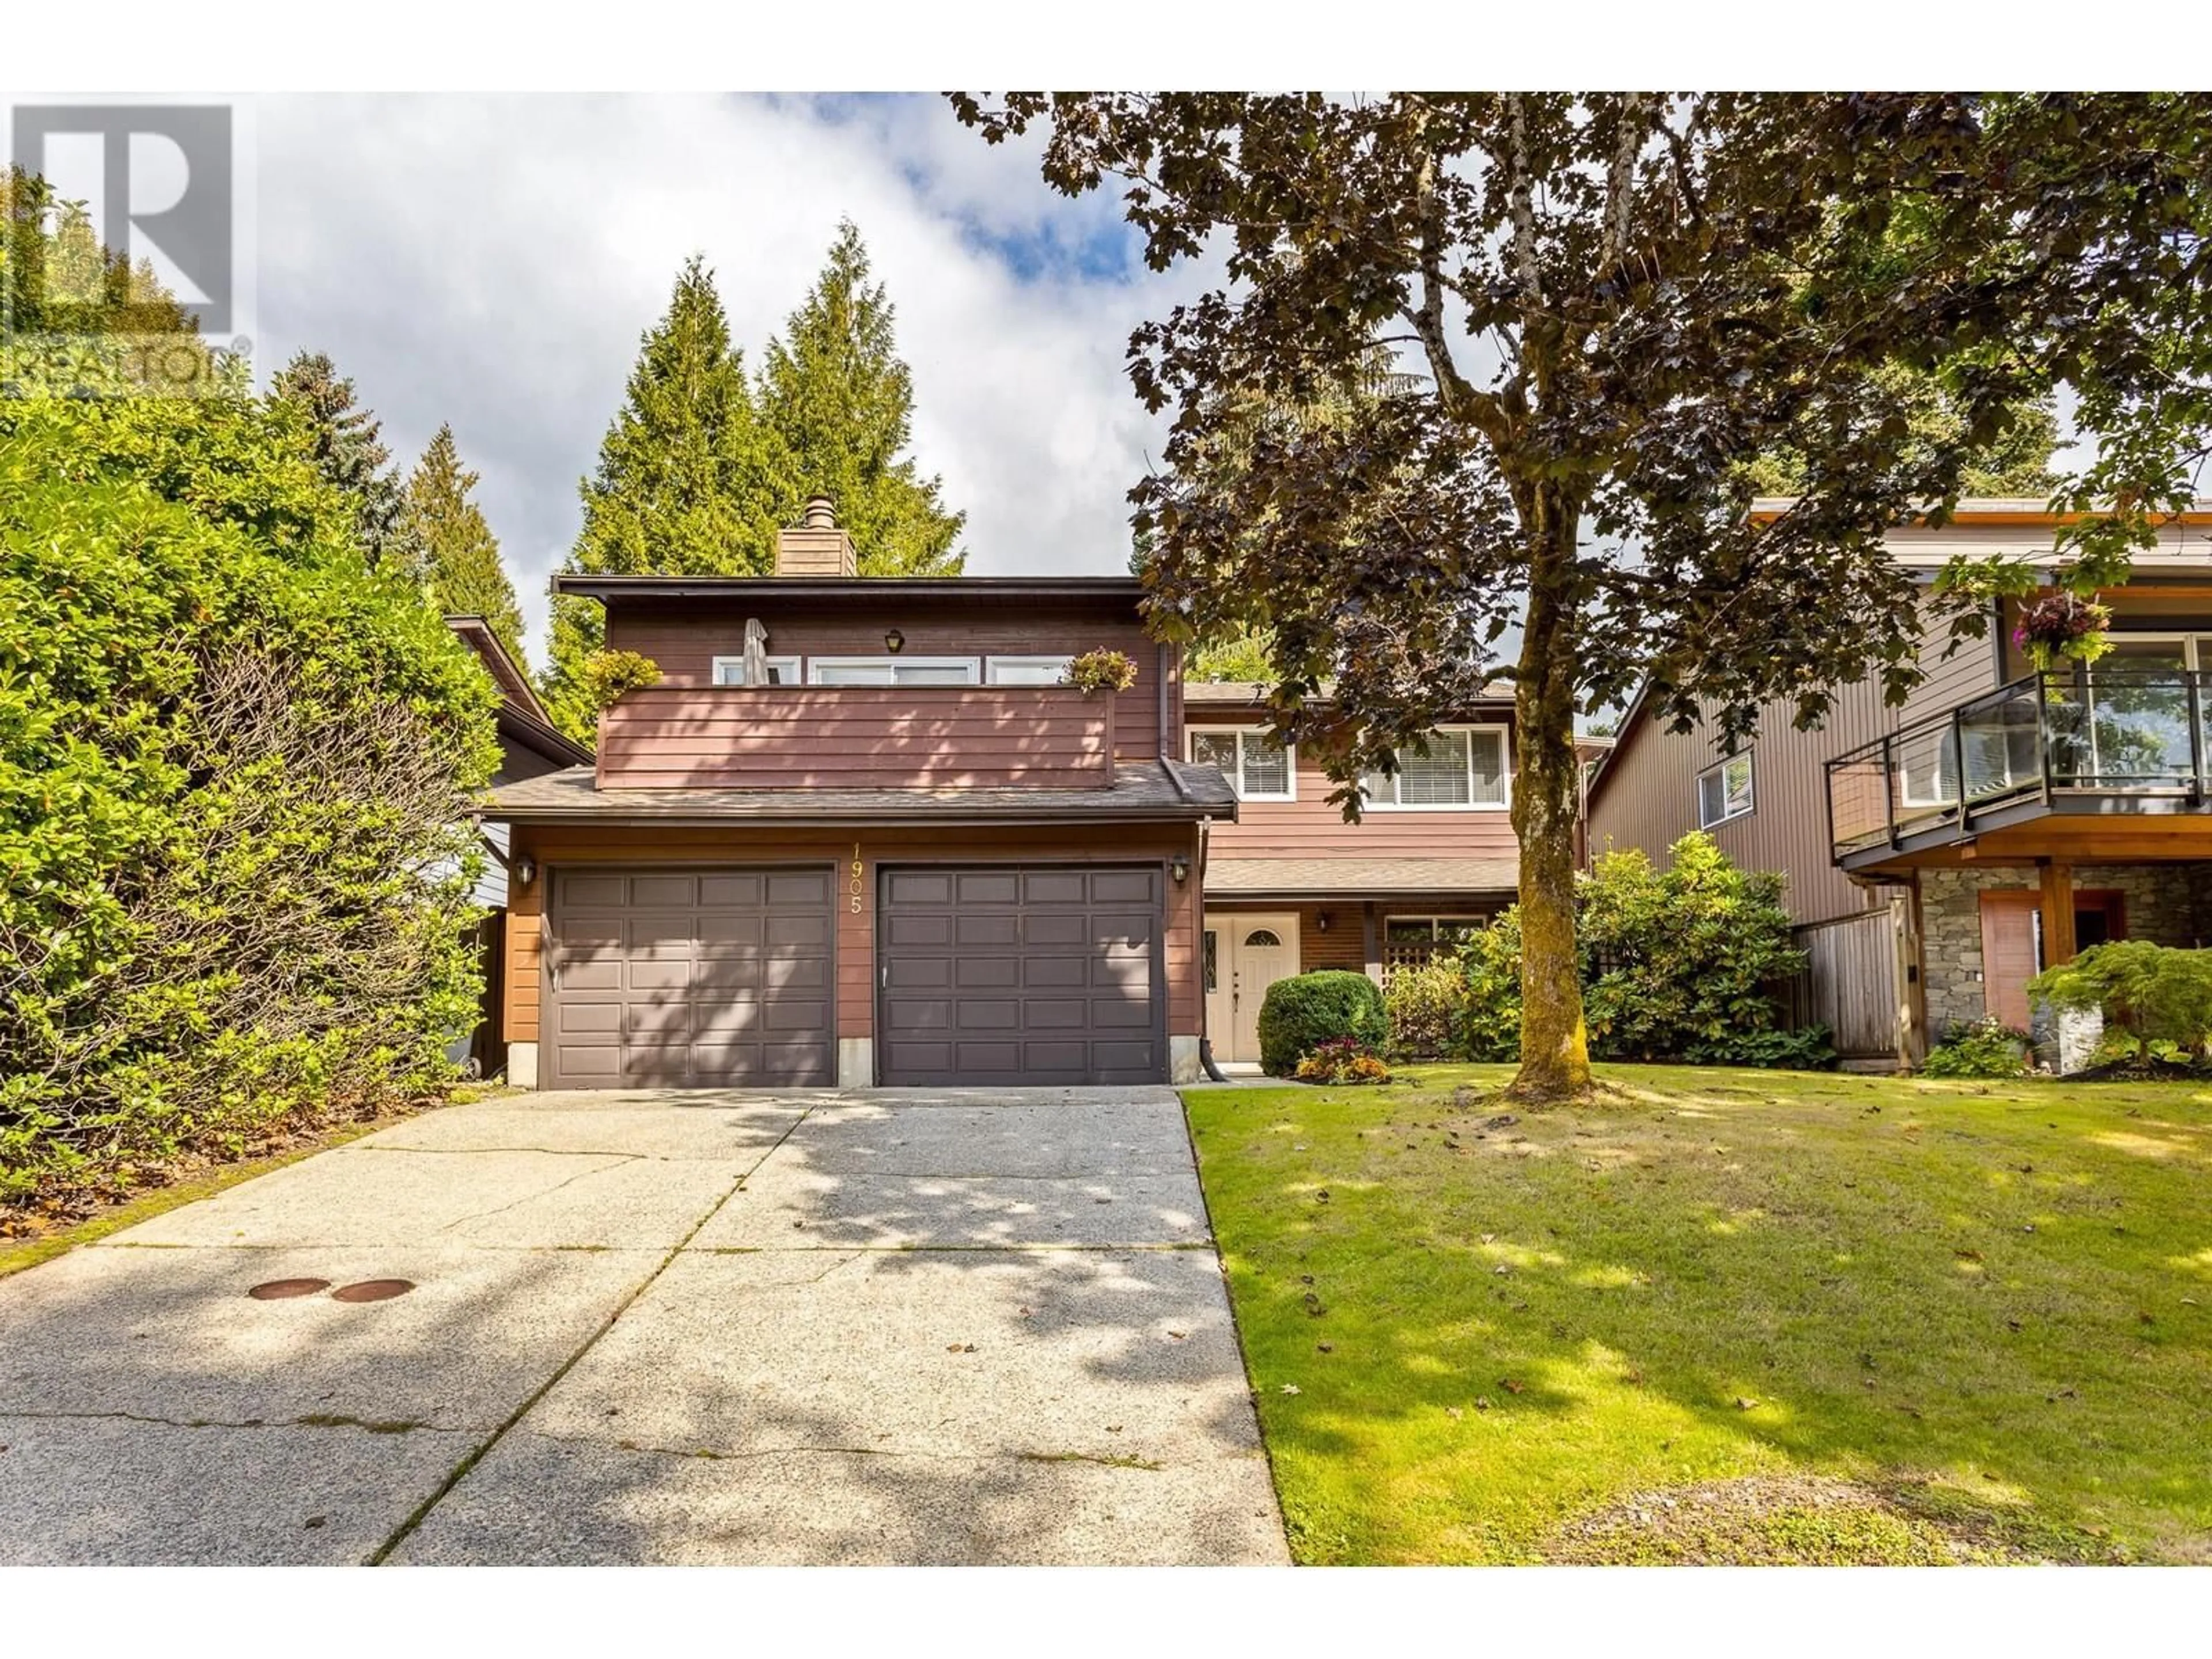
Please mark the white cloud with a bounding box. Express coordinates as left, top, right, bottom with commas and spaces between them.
252, 93, 1202, 665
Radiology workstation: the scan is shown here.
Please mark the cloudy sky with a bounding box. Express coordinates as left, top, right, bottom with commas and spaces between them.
251, 93, 1200, 664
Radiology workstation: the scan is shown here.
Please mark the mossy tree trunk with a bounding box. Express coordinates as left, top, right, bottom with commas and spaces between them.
1506, 486, 1594, 1103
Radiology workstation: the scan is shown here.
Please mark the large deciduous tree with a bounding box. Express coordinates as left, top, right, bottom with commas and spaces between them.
952, 92, 2212, 1103
405, 422, 528, 667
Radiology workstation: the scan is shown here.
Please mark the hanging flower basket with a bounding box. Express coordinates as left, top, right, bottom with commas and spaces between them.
1062, 648, 1139, 694
2013, 593, 2113, 671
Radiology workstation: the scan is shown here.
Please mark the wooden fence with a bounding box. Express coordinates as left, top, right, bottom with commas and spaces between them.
1778, 904, 1910, 1065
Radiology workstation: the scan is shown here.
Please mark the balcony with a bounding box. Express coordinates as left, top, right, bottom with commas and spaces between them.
596, 684, 1117, 791
1826, 670, 2212, 868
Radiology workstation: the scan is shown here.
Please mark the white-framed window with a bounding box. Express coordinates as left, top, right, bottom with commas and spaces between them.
986, 654, 1076, 686
807, 656, 981, 686
1697, 752, 1755, 827
711, 655, 800, 687
1360, 726, 1508, 810
1189, 728, 1295, 800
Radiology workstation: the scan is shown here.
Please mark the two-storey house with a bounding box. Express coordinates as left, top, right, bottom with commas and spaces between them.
1587, 499, 2212, 1066
1182, 682, 1520, 1065
481, 501, 1237, 1091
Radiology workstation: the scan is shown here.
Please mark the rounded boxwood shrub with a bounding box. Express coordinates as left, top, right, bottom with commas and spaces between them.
1257, 970, 1387, 1077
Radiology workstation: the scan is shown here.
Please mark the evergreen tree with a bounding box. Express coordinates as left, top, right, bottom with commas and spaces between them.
541, 255, 784, 736
268, 350, 420, 570
758, 221, 965, 577
404, 423, 527, 668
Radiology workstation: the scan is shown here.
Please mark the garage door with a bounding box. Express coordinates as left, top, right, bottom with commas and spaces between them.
877, 863, 1166, 1086
547, 867, 834, 1089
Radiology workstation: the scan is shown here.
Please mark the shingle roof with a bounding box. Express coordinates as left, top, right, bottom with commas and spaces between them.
1204, 857, 1518, 897
479, 759, 1237, 825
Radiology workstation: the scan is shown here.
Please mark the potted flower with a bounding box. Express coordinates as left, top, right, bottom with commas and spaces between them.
1062, 648, 1139, 694
2012, 592, 2113, 671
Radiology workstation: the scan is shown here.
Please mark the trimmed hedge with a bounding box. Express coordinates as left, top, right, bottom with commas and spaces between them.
1257, 970, 1387, 1077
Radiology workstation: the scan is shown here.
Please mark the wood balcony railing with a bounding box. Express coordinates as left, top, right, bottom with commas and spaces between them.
594, 684, 1118, 790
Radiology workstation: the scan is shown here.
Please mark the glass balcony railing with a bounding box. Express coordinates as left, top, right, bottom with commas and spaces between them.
1825, 669, 2212, 861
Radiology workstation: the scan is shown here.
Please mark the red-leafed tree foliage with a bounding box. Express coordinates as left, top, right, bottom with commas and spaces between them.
951, 92, 2212, 1103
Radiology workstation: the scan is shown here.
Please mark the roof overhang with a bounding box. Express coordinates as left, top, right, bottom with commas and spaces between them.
555, 574, 1148, 603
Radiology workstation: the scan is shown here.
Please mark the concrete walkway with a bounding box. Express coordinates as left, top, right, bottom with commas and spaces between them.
0, 1088, 1287, 1565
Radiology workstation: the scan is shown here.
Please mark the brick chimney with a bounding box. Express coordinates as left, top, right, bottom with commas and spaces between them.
774, 495, 856, 577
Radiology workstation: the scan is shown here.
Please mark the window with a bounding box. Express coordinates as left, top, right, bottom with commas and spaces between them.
1243, 928, 1284, 948
1190, 729, 1294, 800
986, 655, 1075, 686
711, 655, 799, 687
808, 657, 980, 686
1696, 752, 1755, 827
1202, 930, 1219, 994
1382, 916, 1490, 978
1360, 727, 1509, 809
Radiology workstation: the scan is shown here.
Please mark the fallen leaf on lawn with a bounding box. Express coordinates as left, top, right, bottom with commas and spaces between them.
1493, 1264, 1511, 1275
1166, 1330, 1187, 1340
1475, 1396, 1493, 1410
1315, 1190, 1331, 1203
1955, 1248, 1983, 1263
1623, 1370, 1645, 1385
1734, 1396, 1758, 1411
2182, 1298, 2200, 1308
1106, 1424, 1123, 1433
1316, 1342, 1333, 1353
1280, 1384, 1301, 1395
1480, 1233, 1497, 1245
1446, 1406, 1464, 1420
2006, 1318, 2024, 1332
1501, 1378, 1525, 1394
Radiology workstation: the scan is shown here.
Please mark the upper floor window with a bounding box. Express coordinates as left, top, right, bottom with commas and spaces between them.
986, 654, 1077, 686
808, 656, 980, 686
711, 655, 799, 687
1190, 729, 1294, 800
1697, 752, 1755, 827
1361, 727, 1508, 809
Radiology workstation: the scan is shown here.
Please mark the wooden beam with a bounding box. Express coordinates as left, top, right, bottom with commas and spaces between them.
2040, 861, 2078, 967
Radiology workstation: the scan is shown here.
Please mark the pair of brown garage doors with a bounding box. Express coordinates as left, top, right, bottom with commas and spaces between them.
544, 862, 1166, 1089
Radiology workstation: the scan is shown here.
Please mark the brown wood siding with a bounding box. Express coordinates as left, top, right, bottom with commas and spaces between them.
596, 685, 1115, 790
1190, 728, 1520, 862
1584, 592, 2001, 928
503, 875, 541, 1043
506, 823, 1204, 1046
605, 596, 1168, 761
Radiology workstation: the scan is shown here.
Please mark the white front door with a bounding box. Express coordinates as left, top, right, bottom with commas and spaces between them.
1202, 912, 1301, 1064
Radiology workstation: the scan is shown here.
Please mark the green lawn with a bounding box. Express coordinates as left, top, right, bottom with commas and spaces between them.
1184, 1065, 2212, 1565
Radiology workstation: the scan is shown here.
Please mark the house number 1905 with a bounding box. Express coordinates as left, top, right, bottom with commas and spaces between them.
849, 843, 864, 914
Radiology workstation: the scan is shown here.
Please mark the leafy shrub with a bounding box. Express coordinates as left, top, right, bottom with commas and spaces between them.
1918, 1017, 2033, 1078
1458, 911, 1525, 1062
581, 647, 661, 708
1453, 834, 1824, 1067
1384, 959, 1469, 1059
1257, 970, 1386, 1077
0, 386, 498, 1209
2029, 941, 2212, 1062
1062, 647, 1138, 694
1684, 1025, 1837, 1069
1293, 1036, 1392, 1085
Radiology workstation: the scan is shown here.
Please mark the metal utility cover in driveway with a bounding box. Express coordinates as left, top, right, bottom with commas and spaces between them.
876, 863, 1166, 1086
547, 866, 835, 1089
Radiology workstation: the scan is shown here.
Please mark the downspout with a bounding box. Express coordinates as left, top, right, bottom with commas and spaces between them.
1194, 813, 1229, 1082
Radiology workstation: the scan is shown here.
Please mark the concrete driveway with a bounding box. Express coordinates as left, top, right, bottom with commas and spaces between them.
0, 1088, 1287, 1565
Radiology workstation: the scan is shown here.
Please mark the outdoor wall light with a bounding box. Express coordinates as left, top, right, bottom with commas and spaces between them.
1169, 856, 1190, 885
513, 855, 536, 888
1316, 911, 1331, 933
884, 627, 906, 654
